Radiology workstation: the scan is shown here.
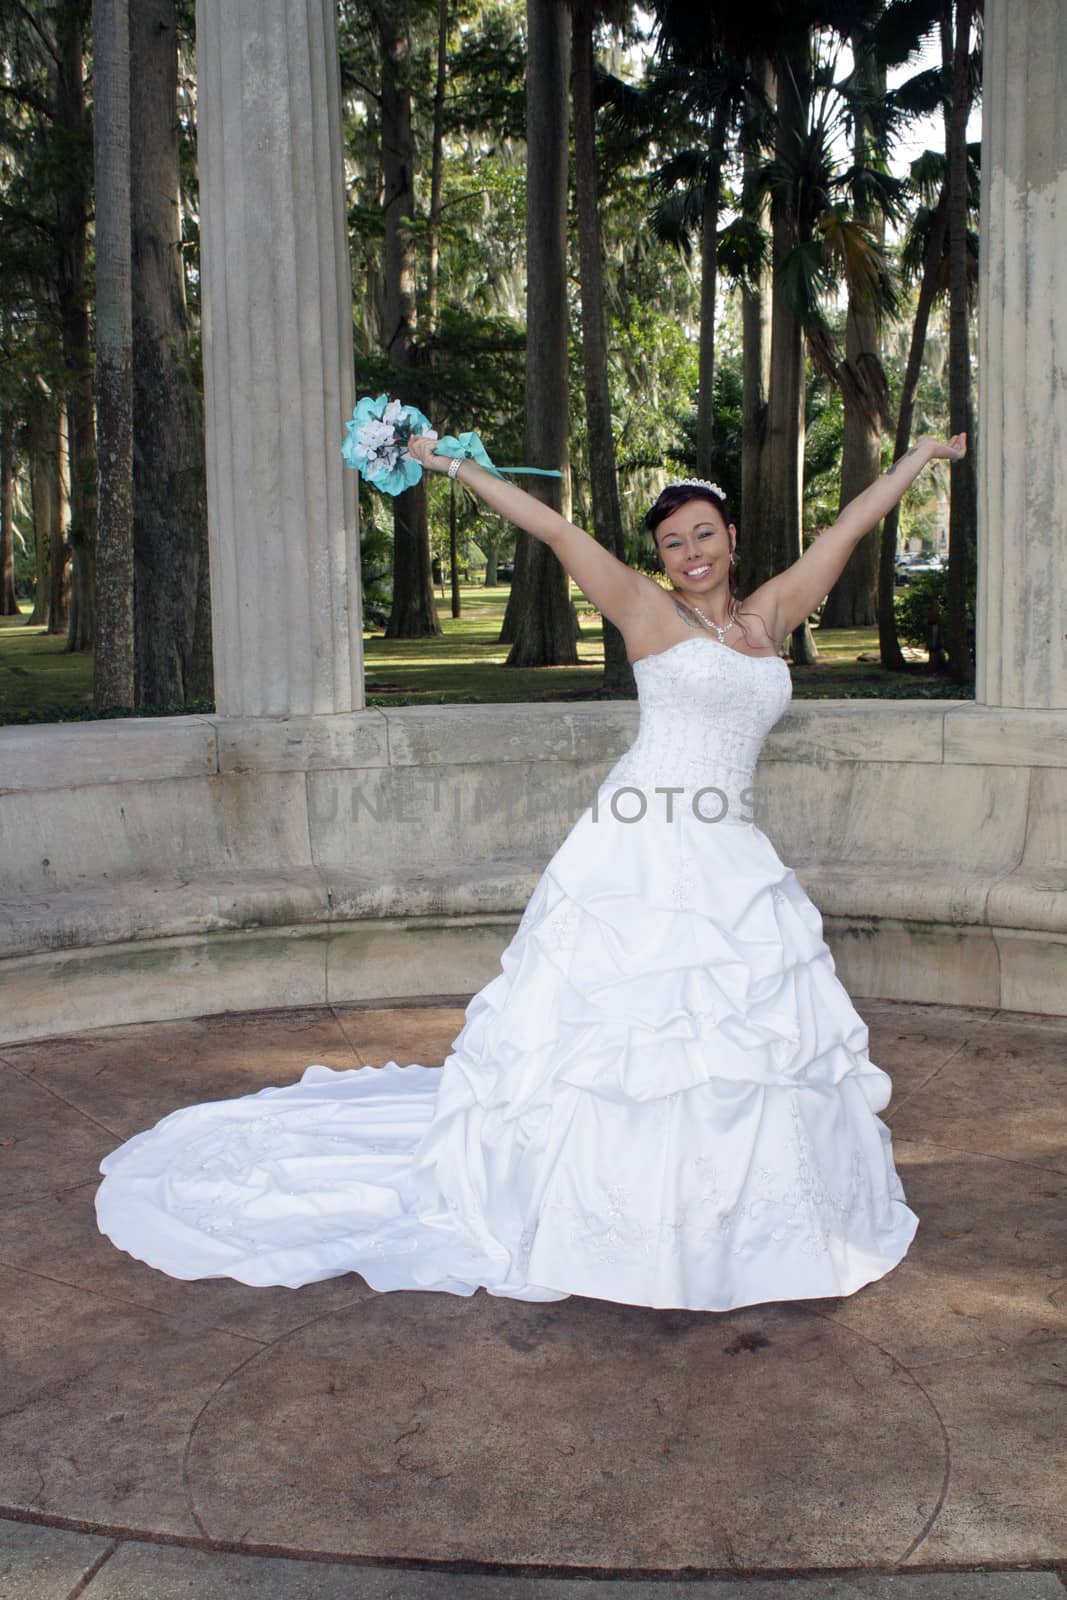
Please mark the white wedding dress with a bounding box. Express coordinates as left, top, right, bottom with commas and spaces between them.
95, 636, 919, 1311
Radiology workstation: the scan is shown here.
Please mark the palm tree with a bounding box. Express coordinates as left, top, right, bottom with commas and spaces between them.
877, 174, 949, 670
763, 29, 815, 661
641, 58, 763, 479
500, 0, 579, 667
870, 0, 980, 681
739, 69, 775, 591
823, 0, 968, 635
819, 27, 892, 628
848, 0, 977, 669
749, 22, 904, 661
609, 7, 774, 484
569, 0, 633, 693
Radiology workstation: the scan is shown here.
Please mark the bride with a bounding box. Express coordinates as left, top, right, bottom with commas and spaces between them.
95, 428, 967, 1311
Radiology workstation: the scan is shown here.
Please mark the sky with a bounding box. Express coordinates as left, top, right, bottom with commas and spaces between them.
622, 13, 983, 178
883, 32, 982, 172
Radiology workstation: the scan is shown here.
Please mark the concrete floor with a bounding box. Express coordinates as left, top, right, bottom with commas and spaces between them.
1, 999, 1065, 1590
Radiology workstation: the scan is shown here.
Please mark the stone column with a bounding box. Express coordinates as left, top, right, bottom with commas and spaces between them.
977, 0, 1067, 710
195, 0, 361, 716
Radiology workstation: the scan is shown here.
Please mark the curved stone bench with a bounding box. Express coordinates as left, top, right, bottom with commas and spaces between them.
1, 699, 1064, 1043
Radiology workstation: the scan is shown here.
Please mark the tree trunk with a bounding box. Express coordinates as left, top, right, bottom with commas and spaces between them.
695, 102, 728, 481
502, 0, 577, 667
378, 3, 440, 641
821, 47, 886, 630
879, 186, 949, 671
49, 407, 71, 634
188, 512, 213, 701
449, 485, 461, 618
130, 0, 211, 708
56, 0, 96, 654
93, 0, 135, 710
498, 514, 526, 643
570, 0, 632, 695
27, 418, 52, 626
765, 40, 815, 663
0, 418, 18, 616
740, 276, 771, 591
740, 63, 773, 595
944, 0, 977, 685
426, 0, 448, 336
821, 295, 884, 626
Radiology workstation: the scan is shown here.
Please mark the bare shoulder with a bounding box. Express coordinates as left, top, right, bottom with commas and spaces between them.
620, 583, 705, 661
735, 584, 786, 649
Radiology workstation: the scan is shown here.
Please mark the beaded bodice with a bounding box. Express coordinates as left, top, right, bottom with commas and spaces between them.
601, 636, 792, 827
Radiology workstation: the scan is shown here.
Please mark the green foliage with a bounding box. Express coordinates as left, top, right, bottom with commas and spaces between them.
0, 0, 984, 705
803, 365, 845, 530
895, 568, 945, 649
444, 5, 526, 142
895, 557, 976, 661
359, 494, 394, 625
0, 598, 970, 726
663, 354, 743, 495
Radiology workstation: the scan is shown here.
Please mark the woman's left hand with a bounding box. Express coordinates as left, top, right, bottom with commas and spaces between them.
925, 432, 968, 462
409, 433, 454, 475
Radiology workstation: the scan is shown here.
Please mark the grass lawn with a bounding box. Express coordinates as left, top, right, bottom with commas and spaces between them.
0, 584, 969, 727
0, 609, 95, 724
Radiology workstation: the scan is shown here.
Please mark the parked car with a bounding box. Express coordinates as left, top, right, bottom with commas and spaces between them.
894, 554, 947, 586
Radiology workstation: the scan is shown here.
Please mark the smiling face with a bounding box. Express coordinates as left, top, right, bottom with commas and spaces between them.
654, 498, 736, 608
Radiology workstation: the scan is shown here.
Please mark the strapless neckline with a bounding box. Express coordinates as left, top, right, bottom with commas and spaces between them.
632, 636, 790, 670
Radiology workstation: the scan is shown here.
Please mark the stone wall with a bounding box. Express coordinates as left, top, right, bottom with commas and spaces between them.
2, 699, 1065, 1043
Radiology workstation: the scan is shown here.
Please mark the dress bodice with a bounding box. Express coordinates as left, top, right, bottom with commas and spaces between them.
601, 636, 793, 827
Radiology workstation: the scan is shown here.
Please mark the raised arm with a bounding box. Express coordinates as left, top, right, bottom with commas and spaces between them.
755, 433, 967, 641
408, 433, 658, 630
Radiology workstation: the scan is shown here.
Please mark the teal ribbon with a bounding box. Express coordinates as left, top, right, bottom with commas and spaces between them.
431, 431, 561, 480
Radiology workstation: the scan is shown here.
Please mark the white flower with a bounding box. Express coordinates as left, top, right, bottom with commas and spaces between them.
382, 399, 405, 426
357, 419, 397, 462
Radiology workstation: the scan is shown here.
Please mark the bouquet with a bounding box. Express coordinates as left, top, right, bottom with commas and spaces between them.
342, 393, 561, 496
341, 395, 435, 497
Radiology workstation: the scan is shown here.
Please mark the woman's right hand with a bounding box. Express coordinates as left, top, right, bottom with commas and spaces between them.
409, 432, 453, 475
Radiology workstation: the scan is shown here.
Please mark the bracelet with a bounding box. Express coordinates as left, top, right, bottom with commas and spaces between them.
447, 456, 463, 482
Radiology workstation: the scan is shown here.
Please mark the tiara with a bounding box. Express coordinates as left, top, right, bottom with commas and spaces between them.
667, 477, 726, 499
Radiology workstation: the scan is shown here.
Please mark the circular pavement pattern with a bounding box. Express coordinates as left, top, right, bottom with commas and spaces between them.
184, 1288, 947, 1570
